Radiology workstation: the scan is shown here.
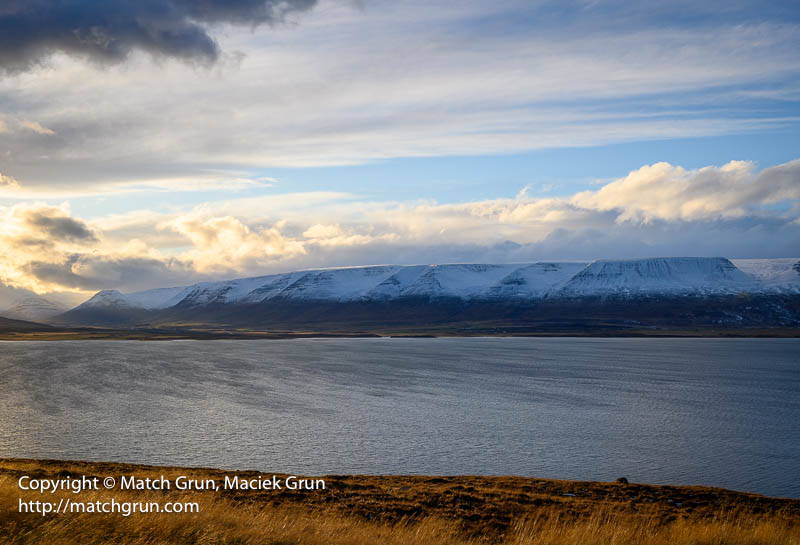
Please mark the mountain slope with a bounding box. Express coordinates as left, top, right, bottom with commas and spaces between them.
733, 258, 800, 293
559, 257, 755, 296
50, 290, 154, 327
488, 262, 588, 298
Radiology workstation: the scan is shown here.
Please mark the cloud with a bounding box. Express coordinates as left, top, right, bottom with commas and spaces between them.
19, 119, 55, 135
0, 170, 281, 199
23, 255, 194, 292
0, 0, 318, 73
166, 214, 307, 274
572, 159, 800, 222
0, 202, 194, 293
0, 172, 20, 188
0, 204, 97, 261
303, 223, 344, 239
0, 2, 798, 191
302, 223, 379, 246
15, 205, 98, 243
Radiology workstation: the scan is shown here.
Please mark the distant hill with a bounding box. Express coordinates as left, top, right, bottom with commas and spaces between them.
50, 257, 800, 332
1, 296, 67, 323
0, 315, 53, 332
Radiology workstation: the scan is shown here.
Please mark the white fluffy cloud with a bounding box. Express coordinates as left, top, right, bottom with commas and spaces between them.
166, 215, 307, 274
572, 160, 800, 222
0, 173, 20, 189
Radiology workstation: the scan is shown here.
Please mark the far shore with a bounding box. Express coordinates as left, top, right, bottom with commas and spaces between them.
2, 458, 799, 544
2, 325, 800, 341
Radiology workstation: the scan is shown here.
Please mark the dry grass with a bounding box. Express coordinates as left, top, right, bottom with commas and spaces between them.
1, 459, 799, 545
505, 510, 800, 545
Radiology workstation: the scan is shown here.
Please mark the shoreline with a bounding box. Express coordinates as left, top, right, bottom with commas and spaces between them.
4, 456, 799, 498
2, 327, 800, 341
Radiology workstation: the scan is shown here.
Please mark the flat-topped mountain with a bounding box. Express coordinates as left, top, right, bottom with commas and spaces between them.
50, 257, 800, 331
72, 257, 800, 308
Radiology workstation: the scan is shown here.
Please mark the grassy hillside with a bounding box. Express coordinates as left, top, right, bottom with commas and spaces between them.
0, 316, 52, 332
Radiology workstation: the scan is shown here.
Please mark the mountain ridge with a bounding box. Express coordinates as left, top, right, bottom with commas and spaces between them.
71, 257, 800, 309
47, 257, 800, 330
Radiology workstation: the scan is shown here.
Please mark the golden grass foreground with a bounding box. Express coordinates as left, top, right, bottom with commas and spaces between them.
2, 459, 799, 544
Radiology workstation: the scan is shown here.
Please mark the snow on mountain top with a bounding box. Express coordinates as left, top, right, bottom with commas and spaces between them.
489, 262, 589, 298
367, 265, 431, 299
171, 275, 281, 307
559, 257, 755, 296
236, 272, 307, 303
1, 296, 66, 322
3, 296, 64, 310
398, 264, 521, 298
732, 258, 800, 292
273, 265, 403, 301
75, 289, 136, 309
125, 286, 188, 309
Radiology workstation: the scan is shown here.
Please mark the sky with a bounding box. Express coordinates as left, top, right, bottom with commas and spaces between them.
0, 0, 799, 304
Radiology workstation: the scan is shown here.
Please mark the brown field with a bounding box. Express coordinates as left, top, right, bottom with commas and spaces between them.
1, 459, 799, 544
0, 329, 382, 341
1, 326, 799, 341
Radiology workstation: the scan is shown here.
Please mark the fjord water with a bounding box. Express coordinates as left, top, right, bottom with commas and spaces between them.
1, 338, 798, 497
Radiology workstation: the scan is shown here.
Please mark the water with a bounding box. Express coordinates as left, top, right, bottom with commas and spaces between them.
1, 338, 798, 497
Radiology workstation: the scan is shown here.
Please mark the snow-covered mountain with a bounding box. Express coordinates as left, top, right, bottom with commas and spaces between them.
125, 287, 188, 309
243, 266, 404, 303
66, 257, 800, 314
560, 257, 758, 296
370, 264, 520, 300
48, 257, 800, 330
732, 258, 800, 292
487, 262, 589, 299
1, 296, 67, 322
75, 286, 191, 310
75, 289, 140, 310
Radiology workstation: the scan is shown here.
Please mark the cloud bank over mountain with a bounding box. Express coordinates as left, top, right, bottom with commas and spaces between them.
1, 158, 797, 296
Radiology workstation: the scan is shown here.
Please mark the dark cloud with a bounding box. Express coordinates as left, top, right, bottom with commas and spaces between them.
0, 0, 317, 73
0, 281, 48, 309
23, 211, 97, 243
24, 254, 197, 291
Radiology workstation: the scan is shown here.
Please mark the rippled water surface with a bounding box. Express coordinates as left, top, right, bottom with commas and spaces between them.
1, 338, 798, 497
